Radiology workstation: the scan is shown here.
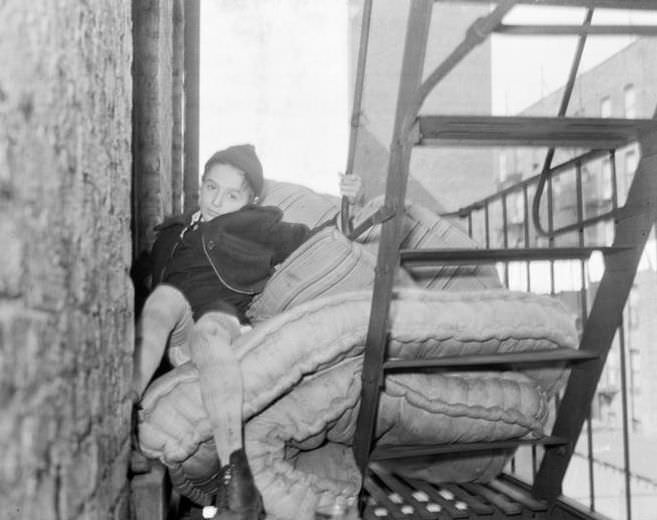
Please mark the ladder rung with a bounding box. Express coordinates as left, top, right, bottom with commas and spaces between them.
436, 0, 657, 10
417, 115, 657, 148
370, 436, 569, 461
384, 348, 597, 371
400, 246, 627, 265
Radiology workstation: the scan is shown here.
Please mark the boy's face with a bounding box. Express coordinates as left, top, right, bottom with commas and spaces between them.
199, 163, 253, 221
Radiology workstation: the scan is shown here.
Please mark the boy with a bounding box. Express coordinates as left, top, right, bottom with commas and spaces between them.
133, 144, 362, 519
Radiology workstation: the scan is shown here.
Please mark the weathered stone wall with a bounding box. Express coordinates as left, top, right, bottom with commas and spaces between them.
0, 2, 134, 519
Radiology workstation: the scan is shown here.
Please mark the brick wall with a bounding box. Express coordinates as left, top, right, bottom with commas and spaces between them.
0, 2, 134, 518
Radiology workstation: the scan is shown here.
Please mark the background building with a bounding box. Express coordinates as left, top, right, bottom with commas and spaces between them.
348, 0, 495, 212
494, 38, 657, 434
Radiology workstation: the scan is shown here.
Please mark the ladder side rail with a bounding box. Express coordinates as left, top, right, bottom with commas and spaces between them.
352, 0, 434, 472
532, 129, 657, 499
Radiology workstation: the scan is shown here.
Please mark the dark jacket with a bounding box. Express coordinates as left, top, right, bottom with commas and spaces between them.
150, 205, 327, 320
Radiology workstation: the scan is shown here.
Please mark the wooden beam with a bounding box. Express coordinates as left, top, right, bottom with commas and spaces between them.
418, 115, 657, 148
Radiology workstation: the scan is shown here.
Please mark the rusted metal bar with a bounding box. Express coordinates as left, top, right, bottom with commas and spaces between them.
183, 0, 200, 211
384, 348, 597, 371
532, 8, 594, 238
341, 0, 373, 234
484, 202, 491, 249
419, 115, 656, 149
610, 149, 619, 211
523, 185, 531, 290
353, 0, 433, 480
171, 0, 185, 214
502, 193, 509, 286
399, 246, 625, 264
576, 161, 596, 512
618, 317, 633, 520
414, 0, 518, 115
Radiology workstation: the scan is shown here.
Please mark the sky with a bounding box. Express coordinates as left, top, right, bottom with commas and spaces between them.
200, 0, 349, 196
492, 6, 657, 114
199, 1, 657, 195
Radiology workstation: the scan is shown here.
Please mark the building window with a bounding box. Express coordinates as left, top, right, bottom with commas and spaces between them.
624, 84, 636, 118
600, 96, 612, 118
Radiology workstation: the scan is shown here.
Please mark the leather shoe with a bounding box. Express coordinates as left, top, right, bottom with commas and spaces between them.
214, 449, 265, 520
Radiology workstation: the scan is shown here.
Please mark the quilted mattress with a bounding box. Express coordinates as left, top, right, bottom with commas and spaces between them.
138, 290, 576, 519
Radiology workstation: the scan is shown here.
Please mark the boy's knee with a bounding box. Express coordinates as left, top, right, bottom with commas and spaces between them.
195, 311, 241, 342
145, 283, 188, 304
142, 284, 191, 319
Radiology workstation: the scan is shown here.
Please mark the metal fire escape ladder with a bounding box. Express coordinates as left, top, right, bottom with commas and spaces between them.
352, 0, 657, 517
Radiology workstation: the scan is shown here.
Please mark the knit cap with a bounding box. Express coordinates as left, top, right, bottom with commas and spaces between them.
204, 144, 264, 196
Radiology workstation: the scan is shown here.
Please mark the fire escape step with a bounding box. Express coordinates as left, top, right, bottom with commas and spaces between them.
416, 115, 657, 148
399, 246, 629, 265
384, 348, 597, 371
370, 436, 569, 461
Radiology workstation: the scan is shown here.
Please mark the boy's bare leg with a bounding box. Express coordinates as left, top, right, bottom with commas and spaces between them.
190, 312, 264, 519
189, 311, 242, 463
132, 284, 193, 399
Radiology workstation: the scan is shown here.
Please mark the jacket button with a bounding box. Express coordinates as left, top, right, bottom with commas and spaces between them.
207, 240, 215, 250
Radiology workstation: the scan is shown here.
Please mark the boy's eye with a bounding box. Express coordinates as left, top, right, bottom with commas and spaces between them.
228, 192, 239, 200
205, 183, 216, 191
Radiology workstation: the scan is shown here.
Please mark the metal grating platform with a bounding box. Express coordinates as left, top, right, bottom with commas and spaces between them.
363, 466, 548, 520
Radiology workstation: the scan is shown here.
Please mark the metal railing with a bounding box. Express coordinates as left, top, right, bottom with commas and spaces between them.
442, 145, 657, 520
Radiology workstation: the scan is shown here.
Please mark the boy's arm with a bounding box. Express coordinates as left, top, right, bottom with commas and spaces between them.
339, 173, 365, 207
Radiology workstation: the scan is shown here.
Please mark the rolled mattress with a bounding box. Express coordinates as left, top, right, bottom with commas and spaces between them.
138, 289, 576, 519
